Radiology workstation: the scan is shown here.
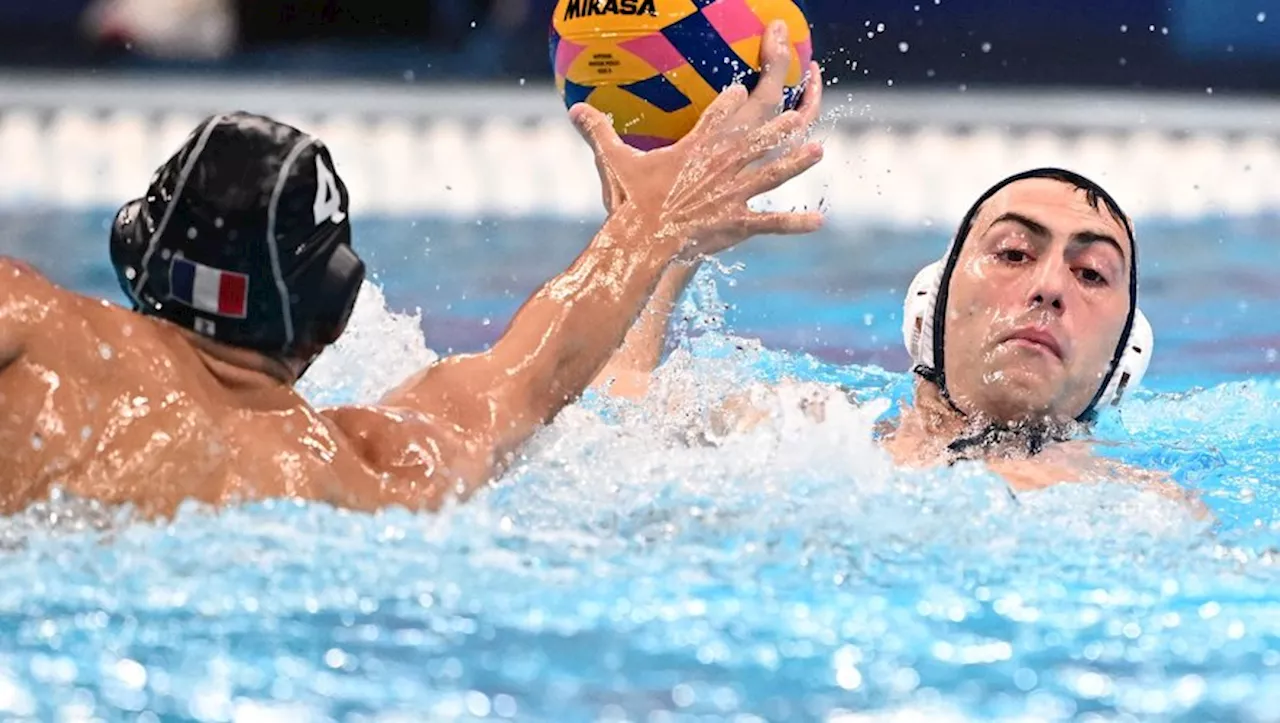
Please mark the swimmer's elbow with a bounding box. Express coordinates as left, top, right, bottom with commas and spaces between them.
325, 404, 503, 513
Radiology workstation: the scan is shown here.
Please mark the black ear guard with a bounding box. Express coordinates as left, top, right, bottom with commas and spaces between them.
109, 198, 148, 309
311, 241, 365, 346
281, 221, 365, 351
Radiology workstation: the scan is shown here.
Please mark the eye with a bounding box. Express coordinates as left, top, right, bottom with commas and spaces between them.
997, 249, 1029, 264
1076, 267, 1108, 286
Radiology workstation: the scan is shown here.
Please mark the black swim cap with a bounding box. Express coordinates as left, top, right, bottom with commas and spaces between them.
110, 112, 365, 362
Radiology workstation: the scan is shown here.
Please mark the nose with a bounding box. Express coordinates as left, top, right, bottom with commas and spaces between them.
1027, 257, 1067, 314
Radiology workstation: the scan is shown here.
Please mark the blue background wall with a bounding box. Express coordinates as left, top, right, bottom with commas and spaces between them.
1, 0, 1279, 91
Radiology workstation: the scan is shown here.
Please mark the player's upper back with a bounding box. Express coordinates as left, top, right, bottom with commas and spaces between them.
0, 258, 379, 515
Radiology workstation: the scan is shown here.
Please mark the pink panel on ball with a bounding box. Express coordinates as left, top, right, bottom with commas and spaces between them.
701, 0, 766, 45
554, 37, 587, 77
619, 33, 688, 74
621, 134, 676, 150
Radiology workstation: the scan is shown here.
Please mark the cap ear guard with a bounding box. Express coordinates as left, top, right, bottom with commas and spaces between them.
900, 259, 1153, 415
1095, 307, 1153, 408
902, 260, 944, 370
277, 221, 365, 352
310, 242, 365, 347
109, 198, 148, 309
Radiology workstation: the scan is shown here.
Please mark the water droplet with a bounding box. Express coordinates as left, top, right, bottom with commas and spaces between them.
1265, 348, 1277, 363
323, 648, 348, 669
981, 41, 993, 53
98, 343, 113, 360
403, 70, 415, 82
124, 266, 137, 281
518, 78, 527, 86
1076, 671, 1111, 698
1120, 24, 1128, 32
493, 694, 517, 717
80, 426, 92, 441
898, 41, 910, 52
481, 317, 492, 327
115, 659, 147, 690
672, 684, 695, 707
214, 217, 224, 229
187, 227, 198, 240
1259, 11, 1268, 22
836, 665, 863, 690
31, 434, 43, 450
876, 22, 886, 32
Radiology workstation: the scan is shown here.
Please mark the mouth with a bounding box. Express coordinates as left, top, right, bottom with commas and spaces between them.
1001, 327, 1065, 361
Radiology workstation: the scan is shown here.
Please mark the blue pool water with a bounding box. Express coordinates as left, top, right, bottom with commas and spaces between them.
1, 208, 1279, 722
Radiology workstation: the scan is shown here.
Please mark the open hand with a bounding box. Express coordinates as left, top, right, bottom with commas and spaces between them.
571, 19, 826, 261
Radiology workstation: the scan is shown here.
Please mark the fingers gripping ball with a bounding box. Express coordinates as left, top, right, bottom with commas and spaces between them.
550, 0, 813, 149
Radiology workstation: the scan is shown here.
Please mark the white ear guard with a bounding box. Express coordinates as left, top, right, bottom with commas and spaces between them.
900, 260, 1154, 413
1096, 306, 1152, 408
902, 260, 945, 372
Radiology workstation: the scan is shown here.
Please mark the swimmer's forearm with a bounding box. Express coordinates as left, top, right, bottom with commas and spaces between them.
381, 206, 676, 453
591, 257, 702, 398
488, 209, 675, 417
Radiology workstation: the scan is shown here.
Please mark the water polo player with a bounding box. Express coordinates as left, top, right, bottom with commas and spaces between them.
591, 167, 1203, 505
0, 34, 826, 517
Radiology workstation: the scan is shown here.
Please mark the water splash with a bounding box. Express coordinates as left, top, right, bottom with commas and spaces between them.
1, 277, 1278, 721
297, 280, 440, 406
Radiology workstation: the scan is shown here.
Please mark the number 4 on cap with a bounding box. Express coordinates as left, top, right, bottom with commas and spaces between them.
314, 155, 346, 226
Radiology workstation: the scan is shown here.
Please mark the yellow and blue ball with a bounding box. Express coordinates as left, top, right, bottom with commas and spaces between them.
550, 0, 813, 149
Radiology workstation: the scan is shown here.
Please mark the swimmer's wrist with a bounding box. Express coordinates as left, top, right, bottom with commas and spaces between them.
598, 203, 685, 260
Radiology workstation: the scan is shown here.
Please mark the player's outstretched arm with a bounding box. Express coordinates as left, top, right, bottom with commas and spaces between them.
341, 24, 826, 510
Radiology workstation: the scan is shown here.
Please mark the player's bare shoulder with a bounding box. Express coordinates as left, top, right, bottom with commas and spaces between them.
0, 257, 61, 366
0, 256, 56, 303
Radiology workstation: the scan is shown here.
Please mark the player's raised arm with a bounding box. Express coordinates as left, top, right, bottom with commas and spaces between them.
362, 29, 825, 507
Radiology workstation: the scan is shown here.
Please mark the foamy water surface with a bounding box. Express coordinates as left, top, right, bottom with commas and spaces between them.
0, 260, 1276, 721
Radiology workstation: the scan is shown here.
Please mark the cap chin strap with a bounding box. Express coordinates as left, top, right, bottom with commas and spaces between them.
901, 260, 1155, 427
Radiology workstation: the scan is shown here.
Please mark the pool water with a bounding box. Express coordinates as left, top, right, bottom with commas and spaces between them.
1, 208, 1279, 722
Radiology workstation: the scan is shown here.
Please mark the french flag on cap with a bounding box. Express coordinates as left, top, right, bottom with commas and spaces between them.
169, 257, 249, 319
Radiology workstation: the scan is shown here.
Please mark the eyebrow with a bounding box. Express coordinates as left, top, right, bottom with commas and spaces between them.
988, 212, 1127, 262
989, 212, 1049, 238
